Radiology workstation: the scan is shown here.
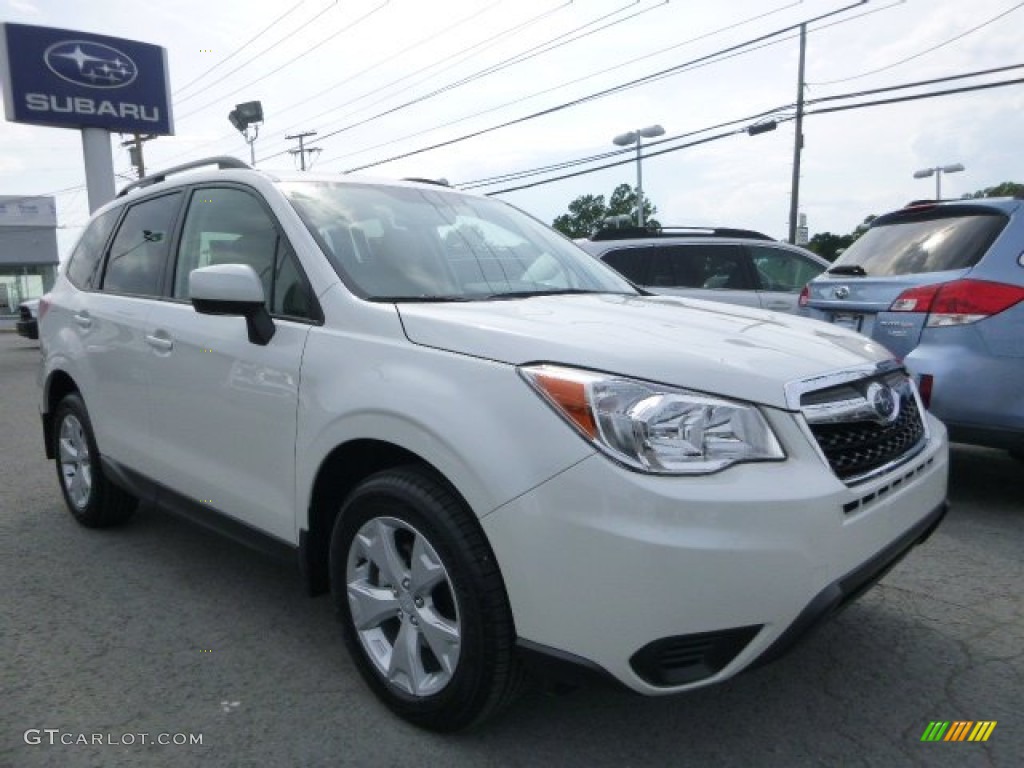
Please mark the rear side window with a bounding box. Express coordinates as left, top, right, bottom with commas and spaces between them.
66, 208, 120, 290
102, 193, 182, 296
832, 211, 1007, 276
600, 248, 649, 284
750, 246, 825, 292
662, 244, 750, 290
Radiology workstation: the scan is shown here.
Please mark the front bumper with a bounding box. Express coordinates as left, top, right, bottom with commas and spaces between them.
482, 413, 949, 695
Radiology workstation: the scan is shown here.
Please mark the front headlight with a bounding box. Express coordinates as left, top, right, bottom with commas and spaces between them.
520, 364, 784, 475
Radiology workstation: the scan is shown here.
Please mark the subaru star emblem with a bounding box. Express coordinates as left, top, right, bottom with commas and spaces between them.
44, 40, 138, 89
833, 285, 850, 299
866, 382, 900, 424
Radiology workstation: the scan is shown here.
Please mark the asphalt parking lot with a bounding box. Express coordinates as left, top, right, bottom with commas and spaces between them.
1, 331, 1021, 768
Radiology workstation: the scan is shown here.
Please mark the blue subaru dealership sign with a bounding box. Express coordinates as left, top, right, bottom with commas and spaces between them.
0, 23, 173, 135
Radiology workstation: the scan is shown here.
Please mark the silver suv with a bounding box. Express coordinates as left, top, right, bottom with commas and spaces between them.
577, 227, 828, 314
801, 197, 1024, 458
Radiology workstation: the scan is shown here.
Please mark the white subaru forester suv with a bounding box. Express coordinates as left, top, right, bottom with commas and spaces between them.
38, 158, 949, 731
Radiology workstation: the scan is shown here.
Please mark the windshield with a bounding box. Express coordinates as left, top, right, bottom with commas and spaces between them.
280, 181, 636, 300
830, 210, 1006, 277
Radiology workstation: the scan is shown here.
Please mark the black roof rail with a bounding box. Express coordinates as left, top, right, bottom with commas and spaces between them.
118, 156, 251, 197
591, 226, 774, 242
401, 177, 450, 187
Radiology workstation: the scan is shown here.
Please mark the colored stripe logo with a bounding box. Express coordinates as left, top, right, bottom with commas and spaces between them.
921, 721, 997, 742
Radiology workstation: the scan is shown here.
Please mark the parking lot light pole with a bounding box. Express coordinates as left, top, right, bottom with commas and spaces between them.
613, 124, 665, 227
913, 163, 964, 199
228, 100, 264, 166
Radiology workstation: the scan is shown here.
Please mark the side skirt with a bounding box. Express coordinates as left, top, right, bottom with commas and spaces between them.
100, 456, 298, 565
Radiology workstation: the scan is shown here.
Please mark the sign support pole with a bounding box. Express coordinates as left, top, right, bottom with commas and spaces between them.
81, 127, 115, 213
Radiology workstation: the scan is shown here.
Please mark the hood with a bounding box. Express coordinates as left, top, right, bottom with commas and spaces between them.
397, 294, 892, 409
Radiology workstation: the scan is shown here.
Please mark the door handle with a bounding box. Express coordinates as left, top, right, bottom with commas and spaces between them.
73, 312, 92, 329
145, 333, 173, 352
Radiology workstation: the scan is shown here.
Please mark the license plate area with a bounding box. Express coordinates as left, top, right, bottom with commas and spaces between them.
831, 312, 863, 332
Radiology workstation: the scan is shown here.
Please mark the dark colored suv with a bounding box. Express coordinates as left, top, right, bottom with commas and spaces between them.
801, 197, 1024, 456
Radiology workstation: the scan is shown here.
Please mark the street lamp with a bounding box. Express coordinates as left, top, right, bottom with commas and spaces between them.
228, 100, 264, 166
913, 163, 964, 199
612, 124, 665, 227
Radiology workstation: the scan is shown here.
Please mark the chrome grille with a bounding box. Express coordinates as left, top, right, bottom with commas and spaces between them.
796, 366, 928, 484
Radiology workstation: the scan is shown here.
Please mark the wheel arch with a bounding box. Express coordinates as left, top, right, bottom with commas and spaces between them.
301, 438, 477, 596
42, 369, 81, 459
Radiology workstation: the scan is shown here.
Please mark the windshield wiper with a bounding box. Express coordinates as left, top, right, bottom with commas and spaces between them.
485, 288, 615, 300
371, 295, 475, 303
827, 265, 869, 276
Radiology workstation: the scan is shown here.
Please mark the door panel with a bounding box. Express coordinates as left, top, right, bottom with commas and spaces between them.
141, 185, 314, 542
71, 293, 155, 470
144, 303, 309, 542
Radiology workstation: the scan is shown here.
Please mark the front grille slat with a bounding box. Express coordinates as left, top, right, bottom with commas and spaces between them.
800, 371, 927, 484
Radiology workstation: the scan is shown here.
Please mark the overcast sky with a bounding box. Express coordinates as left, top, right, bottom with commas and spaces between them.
2, 0, 1022, 255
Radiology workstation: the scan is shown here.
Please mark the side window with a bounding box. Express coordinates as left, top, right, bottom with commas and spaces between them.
647, 247, 703, 288
175, 187, 315, 320
102, 193, 182, 296
749, 246, 825, 292
675, 245, 751, 290
601, 248, 649, 284
66, 208, 120, 290
271, 244, 315, 320
174, 187, 278, 301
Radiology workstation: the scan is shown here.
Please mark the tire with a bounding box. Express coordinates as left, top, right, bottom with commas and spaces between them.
329, 466, 522, 731
53, 393, 137, 528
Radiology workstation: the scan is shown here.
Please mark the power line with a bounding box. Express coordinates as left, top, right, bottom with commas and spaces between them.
457, 106, 788, 189
804, 62, 1024, 105
253, 1, 575, 160
173, 0, 306, 96
324, 25, 805, 171
809, 1, 1024, 85
176, 1, 390, 121
258, 0, 808, 165
262, 1, 864, 169
174, 1, 341, 108
243, 0, 506, 151
486, 126, 762, 195
482, 74, 1024, 197
276, 0, 667, 164
155, 0, 542, 165
805, 75, 1024, 115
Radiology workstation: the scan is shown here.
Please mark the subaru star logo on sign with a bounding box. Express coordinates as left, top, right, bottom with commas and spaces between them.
45, 41, 138, 89
0, 23, 172, 135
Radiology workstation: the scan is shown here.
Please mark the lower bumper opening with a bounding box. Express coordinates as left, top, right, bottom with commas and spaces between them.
630, 625, 763, 687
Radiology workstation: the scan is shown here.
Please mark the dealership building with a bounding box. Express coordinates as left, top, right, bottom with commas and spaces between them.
0, 194, 58, 317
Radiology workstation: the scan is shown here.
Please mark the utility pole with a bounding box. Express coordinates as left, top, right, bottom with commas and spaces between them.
121, 133, 156, 178
286, 130, 320, 171
788, 23, 807, 245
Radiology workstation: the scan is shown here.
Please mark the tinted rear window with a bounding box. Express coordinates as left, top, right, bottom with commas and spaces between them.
831, 210, 1007, 276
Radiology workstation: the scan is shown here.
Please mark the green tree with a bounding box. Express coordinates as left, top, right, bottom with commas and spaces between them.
806, 232, 854, 262
808, 214, 876, 261
552, 184, 659, 238
552, 193, 608, 239
965, 181, 1024, 199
